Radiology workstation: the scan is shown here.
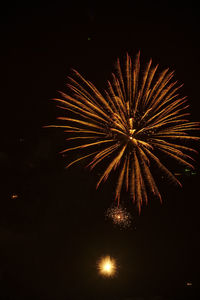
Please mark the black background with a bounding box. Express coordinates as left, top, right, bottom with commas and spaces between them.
0, 2, 200, 299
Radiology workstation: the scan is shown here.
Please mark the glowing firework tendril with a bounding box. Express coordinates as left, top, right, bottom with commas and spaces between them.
47, 52, 200, 212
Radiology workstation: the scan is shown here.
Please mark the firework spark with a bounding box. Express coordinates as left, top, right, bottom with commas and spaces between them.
98, 255, 117, 277
106, 205, 131, 228
47, 52, 199, 212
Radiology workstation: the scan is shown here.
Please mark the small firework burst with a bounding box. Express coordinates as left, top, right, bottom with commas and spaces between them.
97, 255, 117, 277
106, 205, 132, 228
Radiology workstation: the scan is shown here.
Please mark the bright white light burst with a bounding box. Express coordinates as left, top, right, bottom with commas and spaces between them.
98, 255, 116, 277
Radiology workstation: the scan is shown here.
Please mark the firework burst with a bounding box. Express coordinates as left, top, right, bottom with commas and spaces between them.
47, 52, 199, 212
97, 255, 117, 277
106, 205, 132, 228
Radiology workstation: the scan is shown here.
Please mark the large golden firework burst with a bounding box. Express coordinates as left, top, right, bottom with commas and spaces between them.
47, 52, 199, 212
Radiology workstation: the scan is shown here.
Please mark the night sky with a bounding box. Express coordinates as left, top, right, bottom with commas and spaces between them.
0, 2, 200, 299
